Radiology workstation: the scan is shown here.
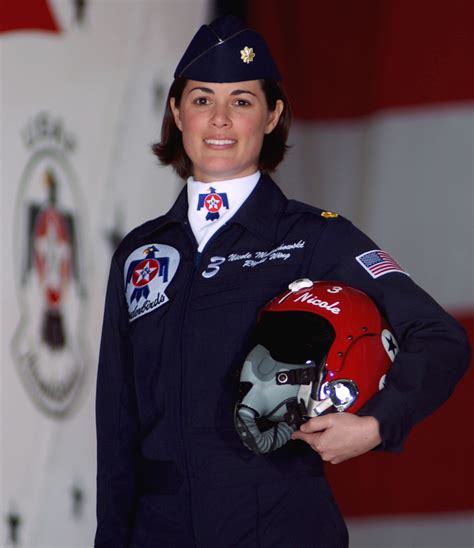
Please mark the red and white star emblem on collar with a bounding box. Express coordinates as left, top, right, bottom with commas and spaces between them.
204, 193, 223, 212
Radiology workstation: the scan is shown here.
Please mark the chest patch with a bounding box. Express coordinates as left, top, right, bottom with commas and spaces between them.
124, 243, 180, 321
201, 240, 306, 278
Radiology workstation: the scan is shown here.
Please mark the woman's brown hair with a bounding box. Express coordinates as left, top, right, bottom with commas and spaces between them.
152, 78, 292, 180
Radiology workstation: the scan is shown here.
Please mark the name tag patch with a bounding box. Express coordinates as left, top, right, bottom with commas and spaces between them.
202, 240, 305, 278
124, 243, 180, 321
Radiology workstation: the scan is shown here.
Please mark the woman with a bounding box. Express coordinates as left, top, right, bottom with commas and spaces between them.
95, 15, 470, 547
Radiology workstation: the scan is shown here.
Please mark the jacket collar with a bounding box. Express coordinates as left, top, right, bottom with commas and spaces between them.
141, 173, 287, 245
228, 173, 287, 244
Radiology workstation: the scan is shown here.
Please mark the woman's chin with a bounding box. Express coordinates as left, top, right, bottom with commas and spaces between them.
193, 164, 257, 183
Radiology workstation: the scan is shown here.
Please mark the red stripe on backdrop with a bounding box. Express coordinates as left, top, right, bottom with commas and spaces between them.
325, 313, 473, 517
0, 0, 60, 34
248, 0, 474, 120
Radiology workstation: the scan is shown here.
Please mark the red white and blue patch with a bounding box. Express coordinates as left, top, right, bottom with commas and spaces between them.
197, 186, 229, 221
356, 249, 409, 279
124, 243, 179, 321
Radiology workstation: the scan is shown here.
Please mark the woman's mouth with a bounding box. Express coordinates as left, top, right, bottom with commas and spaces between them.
204, 138, 236, 146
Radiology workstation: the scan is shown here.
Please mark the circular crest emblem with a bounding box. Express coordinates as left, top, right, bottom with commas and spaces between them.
11, 138, 87, 417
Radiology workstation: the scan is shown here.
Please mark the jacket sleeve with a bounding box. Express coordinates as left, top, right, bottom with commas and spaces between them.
95, 253, 140, 547
312, 218, 471, 451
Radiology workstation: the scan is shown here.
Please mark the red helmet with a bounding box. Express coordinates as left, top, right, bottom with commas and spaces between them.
235, 279, 398, 453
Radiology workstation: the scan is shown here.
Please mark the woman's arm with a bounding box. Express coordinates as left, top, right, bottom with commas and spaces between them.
95, 254, 141, 547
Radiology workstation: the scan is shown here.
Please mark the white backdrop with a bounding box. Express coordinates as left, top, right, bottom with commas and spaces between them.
1, 1, 208, 546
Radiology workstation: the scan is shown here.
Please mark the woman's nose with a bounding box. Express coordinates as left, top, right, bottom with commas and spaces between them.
210, 104, 231, 128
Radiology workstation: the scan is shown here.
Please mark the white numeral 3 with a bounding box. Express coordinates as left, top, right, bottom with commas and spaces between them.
202, 256, 226, 279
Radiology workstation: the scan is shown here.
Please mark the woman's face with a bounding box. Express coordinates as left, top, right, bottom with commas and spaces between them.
170, 80, 283, 182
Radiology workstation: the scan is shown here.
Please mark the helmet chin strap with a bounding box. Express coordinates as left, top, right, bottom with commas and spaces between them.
296, 382, 335, 418
281, 382, 334, 427
234, 405, 296, 455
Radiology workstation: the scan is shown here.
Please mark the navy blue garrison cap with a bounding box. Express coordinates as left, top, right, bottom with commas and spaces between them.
174, 15, 281, 82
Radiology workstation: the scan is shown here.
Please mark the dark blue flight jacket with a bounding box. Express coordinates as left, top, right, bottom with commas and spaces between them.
95, 175, 470, 547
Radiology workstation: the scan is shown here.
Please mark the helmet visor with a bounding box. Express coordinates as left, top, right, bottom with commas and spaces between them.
255, 311, 335, 365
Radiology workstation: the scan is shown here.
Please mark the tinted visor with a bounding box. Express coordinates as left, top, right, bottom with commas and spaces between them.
255, 311, 335, 365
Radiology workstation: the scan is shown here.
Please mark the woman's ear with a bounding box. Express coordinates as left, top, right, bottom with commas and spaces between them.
170, 97, 182, 131
265, 99, 284, 134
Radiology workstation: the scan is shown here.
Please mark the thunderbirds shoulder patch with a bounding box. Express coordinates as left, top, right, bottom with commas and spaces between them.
124, 243, 180, 321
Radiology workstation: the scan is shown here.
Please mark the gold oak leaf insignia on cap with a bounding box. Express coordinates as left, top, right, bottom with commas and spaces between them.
321, 211, 339, 219
240, 46, 255, 64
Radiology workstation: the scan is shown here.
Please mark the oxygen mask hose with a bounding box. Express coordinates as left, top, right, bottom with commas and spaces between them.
234, 405, 295, 455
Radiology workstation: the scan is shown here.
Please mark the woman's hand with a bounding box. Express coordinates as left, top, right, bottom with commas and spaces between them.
291, 413, 382, 464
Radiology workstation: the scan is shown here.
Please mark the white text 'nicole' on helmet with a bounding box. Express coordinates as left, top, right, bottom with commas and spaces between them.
234, 279, 399, 455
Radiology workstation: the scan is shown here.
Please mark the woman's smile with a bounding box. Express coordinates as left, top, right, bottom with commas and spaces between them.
203, 137, 237, 148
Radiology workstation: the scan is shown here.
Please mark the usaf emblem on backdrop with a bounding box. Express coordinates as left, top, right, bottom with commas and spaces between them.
197, 187, 229, 221
11, 112, 88, 417
124, 244, 180, 321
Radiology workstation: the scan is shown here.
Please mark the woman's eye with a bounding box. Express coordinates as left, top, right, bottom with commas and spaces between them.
194, 97, 210, 106
234, 99, 251, 107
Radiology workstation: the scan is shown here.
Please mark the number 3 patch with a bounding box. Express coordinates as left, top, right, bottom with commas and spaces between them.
202, 256, 226, 279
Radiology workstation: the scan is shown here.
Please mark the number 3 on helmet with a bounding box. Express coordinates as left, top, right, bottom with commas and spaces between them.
234, 279, 399, 455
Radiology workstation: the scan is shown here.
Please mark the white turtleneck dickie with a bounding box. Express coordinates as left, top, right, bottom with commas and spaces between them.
187, 171, 260, 252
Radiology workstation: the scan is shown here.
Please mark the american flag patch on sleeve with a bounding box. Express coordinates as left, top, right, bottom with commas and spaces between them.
356, 249, 409, 279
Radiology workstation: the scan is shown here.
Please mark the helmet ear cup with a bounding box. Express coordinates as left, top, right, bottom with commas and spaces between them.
237, 344, 305, 419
